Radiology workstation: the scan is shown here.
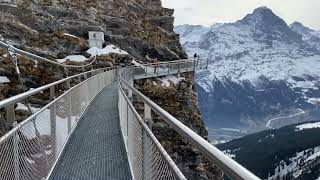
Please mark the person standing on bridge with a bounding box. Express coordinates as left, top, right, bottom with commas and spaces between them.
154, 58, 160, 73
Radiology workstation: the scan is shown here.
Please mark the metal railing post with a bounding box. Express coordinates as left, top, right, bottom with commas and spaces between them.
126, 103, 129, 145
83, 67, 87, 79
13, 121, 20, 180
5, 104, 15, 125
144, 103, 152, 126
49, 86, 57, 158
66, 79, 71, 89
66, 80, 72, 133
144, 65, 147, 77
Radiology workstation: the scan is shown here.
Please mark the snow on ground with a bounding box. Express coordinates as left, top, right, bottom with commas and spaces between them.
296, 122, 320, 131
56, 55, 87, 63
0, 76, 10, 83
269, 146, 320, 179
63, 33, 77, 38
159, 75, 185, 87
16, 103, 29, 111
307, 98, 320, 105
86, 44, 128, 57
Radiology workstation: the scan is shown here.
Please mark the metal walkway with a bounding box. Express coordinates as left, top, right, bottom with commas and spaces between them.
49, 82, 132, 180
0, 47, 260, 180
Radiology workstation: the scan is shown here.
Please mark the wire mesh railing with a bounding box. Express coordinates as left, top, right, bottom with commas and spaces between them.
0, 69, 116, 180
133, 58, 208, 79
119, 78, 186, 180
119, 65, 261, 180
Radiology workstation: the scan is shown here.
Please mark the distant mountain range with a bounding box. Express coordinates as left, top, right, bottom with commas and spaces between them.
175, 6, 320, 142
217, 122, 320, 179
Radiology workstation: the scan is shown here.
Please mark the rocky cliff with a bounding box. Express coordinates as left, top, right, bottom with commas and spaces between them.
0, 0, 218, 179
134, 73, 222, 179
0, 0, 186, 129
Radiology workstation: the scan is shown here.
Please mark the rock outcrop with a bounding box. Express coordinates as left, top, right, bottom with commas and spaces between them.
134, 73, 223, 180
0, 0, 219, 179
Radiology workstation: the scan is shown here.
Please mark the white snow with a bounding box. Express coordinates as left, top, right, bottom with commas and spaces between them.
63, 33, 77, 38
56, 55, 87, 63
0, 76, 10, 83
268, 146, 320, 179
296, 122, 320, 131
16, 103, 29, 111
86, 44, 128, 57
307, 98, 320, 105
159, 75, 185, 87
176, 13, 320, 95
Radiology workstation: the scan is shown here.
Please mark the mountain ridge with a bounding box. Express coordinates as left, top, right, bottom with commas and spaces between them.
175, 6, 320, 142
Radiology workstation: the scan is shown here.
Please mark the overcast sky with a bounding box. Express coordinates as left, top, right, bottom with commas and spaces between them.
161, 0, 320, 30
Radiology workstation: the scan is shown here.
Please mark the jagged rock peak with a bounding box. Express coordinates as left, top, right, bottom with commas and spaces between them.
290, 21, 314, 33
239, 6, 284, 25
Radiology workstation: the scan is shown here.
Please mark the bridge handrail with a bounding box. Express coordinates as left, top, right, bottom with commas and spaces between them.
119, 86, 186, 180
119, 74, 261, 180
0, 68, 116, 180
0, 67, 114, 110
0, 40, 96, 68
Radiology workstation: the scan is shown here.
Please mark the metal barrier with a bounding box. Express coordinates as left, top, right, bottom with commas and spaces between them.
0, 57, 260, 180
0, 68, 116, 180
0, 40, 96, 69
120, 68, 261, 180
119, 69, 186, 180
133, 58, 208, 80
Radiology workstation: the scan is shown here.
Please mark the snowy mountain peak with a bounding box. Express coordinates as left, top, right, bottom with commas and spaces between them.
290, 22, 314, 34
241, 6, 278, 23
237, 7, 302, 42
253, 6, 273, 13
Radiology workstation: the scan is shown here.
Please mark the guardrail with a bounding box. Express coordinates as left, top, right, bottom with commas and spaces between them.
119, 68, 186, 180
119, 66, 261, 180
0, 40, 96, 69
132, 58, 208, 80
0, 68, 116, 180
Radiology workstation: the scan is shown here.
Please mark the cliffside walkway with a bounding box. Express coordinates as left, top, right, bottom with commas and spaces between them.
49, 82, 132, 180
0, 41, 260, 180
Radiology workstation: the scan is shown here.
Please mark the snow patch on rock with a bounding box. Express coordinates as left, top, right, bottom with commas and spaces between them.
0, 76, 10, 83
296, 122, 320, 131
159, 75, 185, 87
57, 55, 87, 63
87, 44, 128, 57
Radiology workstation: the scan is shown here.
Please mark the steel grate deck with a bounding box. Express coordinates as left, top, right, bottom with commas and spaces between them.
49, 82, 132, 180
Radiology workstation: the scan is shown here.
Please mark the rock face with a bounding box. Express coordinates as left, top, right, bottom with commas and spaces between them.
0, 0, 186, 60
135, 73, 222, 180
0, 0, 186, 125
0, 0, 216, 179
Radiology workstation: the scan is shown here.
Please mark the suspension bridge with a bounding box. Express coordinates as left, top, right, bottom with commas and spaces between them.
0, 41, 261, 180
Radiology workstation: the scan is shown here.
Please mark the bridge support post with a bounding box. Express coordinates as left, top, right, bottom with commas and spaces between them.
5, 104, 15, 127
144, 103, 152, 128
143, 103, 154, 179
49, 86, 57, 158
13, 121, 20, 180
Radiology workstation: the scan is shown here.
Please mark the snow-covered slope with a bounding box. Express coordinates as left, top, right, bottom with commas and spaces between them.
290, 22, 320, 51
175, 7, 320, 141
217, 122, 320, 179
